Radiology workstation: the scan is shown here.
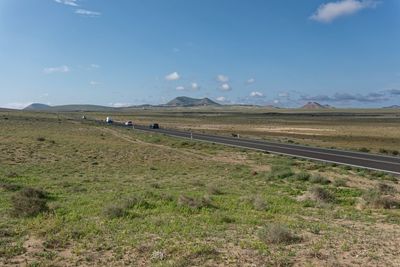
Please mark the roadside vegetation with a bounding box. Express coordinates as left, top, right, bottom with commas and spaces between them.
1, 111, 400, 266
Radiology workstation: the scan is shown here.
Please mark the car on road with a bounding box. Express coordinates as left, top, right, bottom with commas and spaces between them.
106, 117, 113, 124
149, 123, 159, 129
125, 121, 133, 126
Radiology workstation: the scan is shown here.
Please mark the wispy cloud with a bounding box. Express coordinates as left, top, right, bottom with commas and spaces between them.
216, 96, 228, 102
246, 78, 255, 84
43, 65, 70, 74
176, 86, 185, 91
278, 92, 289, 98
109, 103, 131, 108
54, 0, 78, 6
310, 0, 379, 23
300, 91, 388, 103
75, 9, 101, 17
216, 74, 229, 83
165, 72, 180, 81
89, 64, 100, 69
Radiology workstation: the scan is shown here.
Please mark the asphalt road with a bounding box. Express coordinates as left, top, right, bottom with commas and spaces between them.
103, 120, 400, 175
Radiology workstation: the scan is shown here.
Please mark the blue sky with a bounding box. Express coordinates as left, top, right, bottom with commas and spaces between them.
0, 0, 399, 108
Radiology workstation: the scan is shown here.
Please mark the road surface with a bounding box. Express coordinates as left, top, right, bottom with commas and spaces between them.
112, 122, 400, 175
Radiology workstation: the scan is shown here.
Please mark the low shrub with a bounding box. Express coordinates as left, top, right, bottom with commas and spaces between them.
363, 190, 400, 209
358, 147, 370, 153
309, 186, 335, 203
0, 182, 21, 192
333, 178, 348, 187
178, 195, 215, 210
11, 188, 49, 217
36, 137, 46, 142
377, 183, 396, 194
252, 195, 268, 211
267, 165, 294, 180
379, 148, 389, 154
103, 205, 126, 218
207, 184, 223, 195
294, 172, 310, 181
258, 223, 300, 245
310, 175, 330, 185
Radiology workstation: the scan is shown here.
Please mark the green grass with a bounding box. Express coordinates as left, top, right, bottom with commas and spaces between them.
0, 111, 400, 266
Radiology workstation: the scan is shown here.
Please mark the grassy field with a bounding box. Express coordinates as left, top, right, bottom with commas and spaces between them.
82, 107, 400, 155
1, 110, 400, 266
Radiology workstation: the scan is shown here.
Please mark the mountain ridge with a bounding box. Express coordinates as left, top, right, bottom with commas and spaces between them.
166, 96, 220, 107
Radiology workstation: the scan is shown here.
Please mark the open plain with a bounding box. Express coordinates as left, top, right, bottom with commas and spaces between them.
1, 109, 400, 266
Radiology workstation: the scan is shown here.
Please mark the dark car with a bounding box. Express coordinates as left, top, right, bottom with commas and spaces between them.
149, 123, 159, 129
125, 121, 133, 126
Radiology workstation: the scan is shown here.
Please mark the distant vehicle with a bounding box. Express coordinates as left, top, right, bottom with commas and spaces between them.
125, 121, 133, 126
82, 115, 86, 120
106, 117, 113, 124
149, 123, 159, 129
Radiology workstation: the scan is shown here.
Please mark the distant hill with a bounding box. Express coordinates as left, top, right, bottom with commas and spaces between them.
24, 103, 51, 111
166, 96, 220, 107
383, 105, 400, 109
301, 102, 333, 109
264, 105, 281, 109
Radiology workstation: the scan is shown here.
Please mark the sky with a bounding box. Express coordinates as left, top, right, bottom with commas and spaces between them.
0, 0, 399, 108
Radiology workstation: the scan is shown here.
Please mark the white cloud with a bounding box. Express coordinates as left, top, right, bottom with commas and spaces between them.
54, 0, 78, 6
273, 100, 280, 104
247, 78, 255, 84
250, 91, 264, 97
43, 65, 70, 74
310, 0, 379, 23
90, 81, 101, 86
191, 82, 200, 90
219, 83, 231, 91
75, 9, 101, 17
216, 96, 227, 102
176, 86, 185, 91
109, 103, 131, 108
216, 74, 229, 83
165, 72, 180, 81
